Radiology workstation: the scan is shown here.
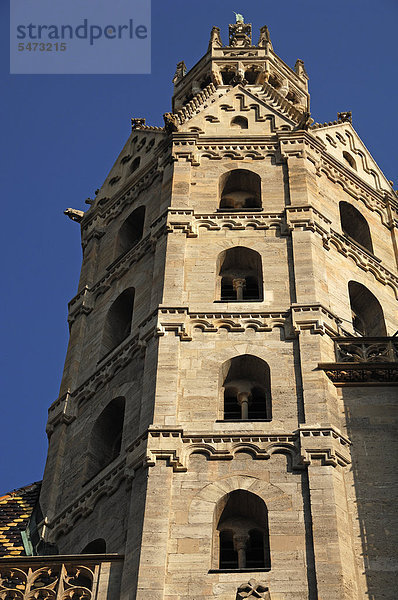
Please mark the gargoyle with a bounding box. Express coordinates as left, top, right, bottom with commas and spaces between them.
163, 112, 179, 133
295, 111, 312, 131
64, 208, 84, 223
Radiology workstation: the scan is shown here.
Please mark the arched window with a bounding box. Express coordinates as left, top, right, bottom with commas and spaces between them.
130, 156, 141, 173
348, 281, 387, 336
101, 288, 135, 358
219, 169, 261, 210
81, 539, 106, 554
343, 151, 357, 170
217, 247, 263, 301
339, 202, 373, 253
85, 397, 125, 480
115, 206, 145, 258
215, 490, 270, 570
231, 116, 248, 130
221, 355, 271, 421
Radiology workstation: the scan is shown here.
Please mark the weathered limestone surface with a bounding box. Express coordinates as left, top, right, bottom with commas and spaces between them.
31, 20, 398, 600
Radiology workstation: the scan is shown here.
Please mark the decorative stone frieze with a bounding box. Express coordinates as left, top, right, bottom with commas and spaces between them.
156, 307, 294, 340
46, 423, 352, 538
46, 391, 75, 437
286, 205, 331, 240
80, 152, 168, 233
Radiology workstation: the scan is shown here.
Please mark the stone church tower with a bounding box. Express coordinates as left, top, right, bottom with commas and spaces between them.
1, 19, 397, 600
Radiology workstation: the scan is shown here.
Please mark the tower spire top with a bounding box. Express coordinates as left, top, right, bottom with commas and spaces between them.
229, 16, 252, 47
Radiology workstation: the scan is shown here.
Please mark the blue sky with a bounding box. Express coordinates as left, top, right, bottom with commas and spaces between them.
1, 0, 397, 494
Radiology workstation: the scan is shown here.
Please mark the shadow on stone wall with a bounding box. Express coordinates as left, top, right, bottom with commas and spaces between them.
342, 386, 398, 600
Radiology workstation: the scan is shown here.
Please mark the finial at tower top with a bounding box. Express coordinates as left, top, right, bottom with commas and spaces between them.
233, 12, 244, 23
229, 15, 252, 47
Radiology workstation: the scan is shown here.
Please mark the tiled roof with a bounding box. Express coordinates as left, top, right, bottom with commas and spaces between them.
0, 481, 41, 558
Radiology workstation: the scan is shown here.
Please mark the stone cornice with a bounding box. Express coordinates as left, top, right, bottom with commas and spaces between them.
280, 130, 397, 219
172, 137, 280, 164
47, 424, 351, 539
80, 142, 171, 234
286, 204, 398, 295
157, 306, 294, 340
68, 204, 397, 334
328, 231, 398, 297
52, 303, 348, 433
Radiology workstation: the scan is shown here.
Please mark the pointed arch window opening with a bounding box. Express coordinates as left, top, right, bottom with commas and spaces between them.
221, 355, 272, 422
84, 397, 125, 483
115, 206, 146, 260
219, 169, 262, 211
217, 247, 263, 303
215, 490, 271, 572
339, 201, 373, 254
100, 288, 135, 360
348, 281, 387, 337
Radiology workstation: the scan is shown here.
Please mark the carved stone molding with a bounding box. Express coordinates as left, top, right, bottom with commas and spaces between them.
286, 205, 331, 241
328, 232, 398, 298
286, 204, 397, 296
291, 303, 342, 337
46, 424, 351, 536
47, 335, 144, 427
298, 425, 351, 467
317, 155, 390, 221
46, 392, 76, 438
172, 140, 279, 164
156, 307, 294, 340
237, 579, 271, 600
50, 460, 128, 539
139, 425, 351, 472
80, 148, 169, 234
68, 229, 165, 326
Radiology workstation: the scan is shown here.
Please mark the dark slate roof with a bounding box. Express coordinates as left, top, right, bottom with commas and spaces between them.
0, 481, 41, 557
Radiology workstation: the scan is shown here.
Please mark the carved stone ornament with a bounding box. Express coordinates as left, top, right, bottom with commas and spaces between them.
295, 111, 312, 131
64, 208, 84, 223
258, 25, 272, 49
229, 21, 252, 47
163, 112, 179, 133
208, 26, 222, 49
131, 117, 146, 130
237, 579, 271, 600
172, 60, 187, 84
337, 111, 352, 123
